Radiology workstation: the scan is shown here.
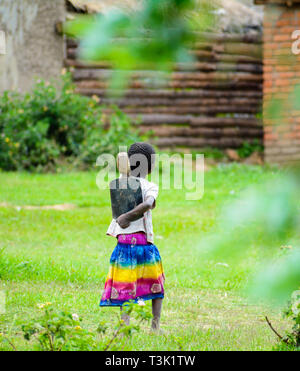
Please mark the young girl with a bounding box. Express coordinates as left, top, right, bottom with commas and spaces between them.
100, 142, 165, 331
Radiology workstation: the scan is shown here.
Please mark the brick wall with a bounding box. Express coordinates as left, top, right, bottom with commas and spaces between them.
263, 3, 300, 163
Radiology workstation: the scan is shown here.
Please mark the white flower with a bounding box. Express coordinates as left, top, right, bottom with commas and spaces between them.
72, 313, 80, 321
137, 300, 145, 306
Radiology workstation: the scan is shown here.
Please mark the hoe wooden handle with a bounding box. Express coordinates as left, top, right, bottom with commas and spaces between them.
117, 152, 130, 177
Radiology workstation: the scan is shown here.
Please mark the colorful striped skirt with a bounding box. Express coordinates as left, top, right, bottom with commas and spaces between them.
100, 233, 165, 307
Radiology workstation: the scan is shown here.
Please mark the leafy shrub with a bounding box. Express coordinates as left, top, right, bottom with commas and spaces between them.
0, 73, 142, 172
1, 301, 151, 351
21, 303, 98, 351
237, 139, 263, 159
280, 291, 300, 350
265, 290, 300, 351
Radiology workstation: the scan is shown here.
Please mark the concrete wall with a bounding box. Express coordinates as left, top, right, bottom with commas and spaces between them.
0, 0, 65, 93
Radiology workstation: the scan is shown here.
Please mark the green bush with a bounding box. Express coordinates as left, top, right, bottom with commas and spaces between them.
237, 139, 264, 159
0, 301, 151, 351
0, 73, 142, 172
280, 291, 300, 350
270, 291, 300, 351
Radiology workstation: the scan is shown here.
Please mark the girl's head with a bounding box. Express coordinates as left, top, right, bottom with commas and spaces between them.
128, 142, 156, 178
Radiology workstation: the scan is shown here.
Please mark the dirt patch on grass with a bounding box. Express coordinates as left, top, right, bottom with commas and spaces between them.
0, 202, 76, 211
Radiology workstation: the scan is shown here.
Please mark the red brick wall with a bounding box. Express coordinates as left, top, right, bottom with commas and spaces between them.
263, 4, 300, 163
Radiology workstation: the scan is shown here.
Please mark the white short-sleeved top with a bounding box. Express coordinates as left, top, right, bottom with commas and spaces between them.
106, 177, 158, 244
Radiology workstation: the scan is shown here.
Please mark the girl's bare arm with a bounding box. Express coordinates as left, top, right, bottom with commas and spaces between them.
116, 196, 155, 229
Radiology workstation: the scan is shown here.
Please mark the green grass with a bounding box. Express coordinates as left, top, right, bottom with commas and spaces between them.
0, 164, 290, 350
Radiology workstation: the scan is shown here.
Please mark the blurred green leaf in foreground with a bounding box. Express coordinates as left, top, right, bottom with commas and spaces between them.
203, 157, 300, 306
64, 0, 216, 90
65, 0, 203, 68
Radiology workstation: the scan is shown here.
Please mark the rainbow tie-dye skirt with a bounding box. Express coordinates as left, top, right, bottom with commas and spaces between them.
100, 233, 165, 307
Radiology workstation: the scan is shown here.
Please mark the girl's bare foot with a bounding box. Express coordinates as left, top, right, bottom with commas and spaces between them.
150, 326, 165, 335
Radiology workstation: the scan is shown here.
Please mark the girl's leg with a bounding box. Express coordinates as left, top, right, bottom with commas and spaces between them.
151, 298, 163, 331
120, 306, 130, 326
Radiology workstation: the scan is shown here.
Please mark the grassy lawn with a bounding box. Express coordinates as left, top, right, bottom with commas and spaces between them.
0, 164, 290, 350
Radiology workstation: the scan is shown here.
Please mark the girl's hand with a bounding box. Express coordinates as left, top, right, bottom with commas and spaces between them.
116, 214, 131, 229
116, 197, 155, 228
